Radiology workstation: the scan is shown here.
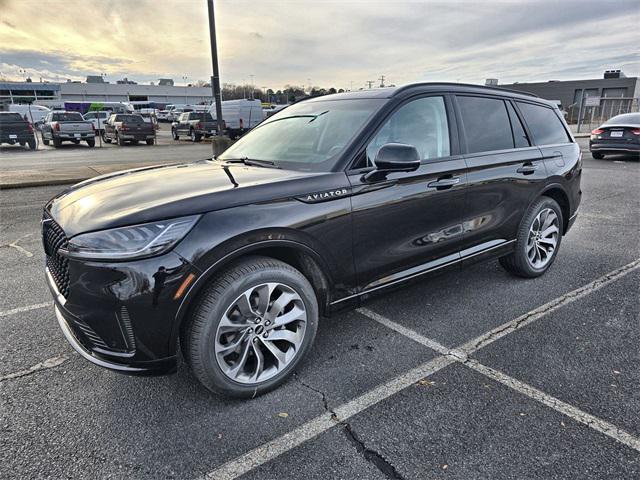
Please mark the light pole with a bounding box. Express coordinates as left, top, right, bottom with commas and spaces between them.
249, 74, 255, 99
182, 75, 188, 104
206, 0, 226, 156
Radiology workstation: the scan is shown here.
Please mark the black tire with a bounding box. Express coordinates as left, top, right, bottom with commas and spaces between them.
52, 138, 62, 148
190, 129, 201, 142
146, 138, 155, 145
117, 133, 125, 146
499, 196, 563, 278
27, 138, 36, 150
86, 138, 95, 147
183, 256, 319, 398
102, 131, 111, 143
591, 152, 604, 159
42, 137, 49, 146
19, 140, 25, 146
172, 129, 179, 141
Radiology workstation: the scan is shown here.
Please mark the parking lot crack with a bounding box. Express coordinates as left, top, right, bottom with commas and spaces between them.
293, 374, 331, 412
293, 374, 405, 479
342, 421, 406, 480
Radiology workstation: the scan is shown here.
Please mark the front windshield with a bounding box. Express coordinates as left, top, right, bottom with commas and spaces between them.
219, 98, 385, 172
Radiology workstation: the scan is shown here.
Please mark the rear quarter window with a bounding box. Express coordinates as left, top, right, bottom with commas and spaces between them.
516, 102, 571, 145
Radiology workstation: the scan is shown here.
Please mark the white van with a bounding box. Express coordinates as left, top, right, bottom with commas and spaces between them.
209, 99, 265, 139
8, 104, 51, 127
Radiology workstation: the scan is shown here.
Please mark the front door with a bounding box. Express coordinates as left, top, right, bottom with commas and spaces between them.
348, 95, 468, 293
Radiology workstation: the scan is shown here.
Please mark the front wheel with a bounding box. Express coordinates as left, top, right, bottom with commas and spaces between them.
591, 152, 604, 159
499, 197, 563, 278
172, 129, 179, 141
183, 256, 319, 398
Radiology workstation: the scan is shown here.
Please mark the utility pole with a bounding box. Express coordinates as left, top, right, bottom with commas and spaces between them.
378, 75, 385, 88
249, 74, 255, 99
366, 80, 374, 89
207, 0, 226, 155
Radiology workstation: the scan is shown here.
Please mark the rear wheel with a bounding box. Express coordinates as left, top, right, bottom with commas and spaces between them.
52, 138, 62, 148
183, 256, 318, 398
42, 137, 49, 146
172, 128, 179, 140
86, 138, 95, 148
190, 129, 201, 142
592, 152, 604, 159
499, 196, 563, 278
146, 138, 155, 145
27, 138, 36, 150
117, 133, 125, 146
102, 131, 111, 143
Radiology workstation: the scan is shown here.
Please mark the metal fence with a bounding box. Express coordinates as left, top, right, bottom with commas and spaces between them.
567, 96, 639, 133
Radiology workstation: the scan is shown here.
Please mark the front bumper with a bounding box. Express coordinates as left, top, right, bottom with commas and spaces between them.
45, 247, 196, 375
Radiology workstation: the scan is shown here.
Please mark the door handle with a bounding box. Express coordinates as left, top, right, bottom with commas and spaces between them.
428, 177, 460, 189
517, 164, 538, 175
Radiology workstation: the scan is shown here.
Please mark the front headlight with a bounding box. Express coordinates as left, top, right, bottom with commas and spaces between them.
61, 215, 200, 261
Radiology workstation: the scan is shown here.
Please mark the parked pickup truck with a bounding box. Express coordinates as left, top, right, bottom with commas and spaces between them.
171, 111, 217, 142
0, 112, 36, 149
103, 113, 156, 146
41, 111, 95, 148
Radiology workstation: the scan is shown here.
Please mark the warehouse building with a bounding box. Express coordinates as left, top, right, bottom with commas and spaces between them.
497, 70, 639, 124
0, 79, 213, 106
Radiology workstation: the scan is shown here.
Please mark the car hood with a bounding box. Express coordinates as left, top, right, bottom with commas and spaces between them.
45, 160, 334, 237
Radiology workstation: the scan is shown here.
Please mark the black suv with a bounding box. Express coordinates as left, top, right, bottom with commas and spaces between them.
43, 83, 581, 397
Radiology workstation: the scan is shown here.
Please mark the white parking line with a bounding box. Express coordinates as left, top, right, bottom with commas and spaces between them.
0, 355, 68, 382
0, 301, 51, 318
457, 258, 640, 355
204, 258, 640, 479
202, 356, 455, 480
466, 360, 640, 452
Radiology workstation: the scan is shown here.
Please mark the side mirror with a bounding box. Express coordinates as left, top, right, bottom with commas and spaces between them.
364, 143, 421, 181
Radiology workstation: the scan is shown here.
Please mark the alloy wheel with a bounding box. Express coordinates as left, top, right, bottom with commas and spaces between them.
214, 282, 307, 384
526, 208, 559, 269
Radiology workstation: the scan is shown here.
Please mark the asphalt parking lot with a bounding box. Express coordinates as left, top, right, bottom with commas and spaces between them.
1, 139, 639, 479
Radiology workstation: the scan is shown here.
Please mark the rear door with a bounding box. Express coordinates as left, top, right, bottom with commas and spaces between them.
454, 94, 546, 256
349, 94, 468, 292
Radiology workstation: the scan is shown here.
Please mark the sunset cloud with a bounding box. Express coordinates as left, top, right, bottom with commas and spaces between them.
1, 0, 638, 90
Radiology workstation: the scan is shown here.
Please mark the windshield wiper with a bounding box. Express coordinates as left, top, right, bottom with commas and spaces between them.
222, 157, 280, 169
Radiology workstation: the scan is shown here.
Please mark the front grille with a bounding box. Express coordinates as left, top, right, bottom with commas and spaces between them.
43, 213, 70, 298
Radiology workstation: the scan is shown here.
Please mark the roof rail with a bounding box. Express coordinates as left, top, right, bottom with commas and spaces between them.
392, 82, 539, 98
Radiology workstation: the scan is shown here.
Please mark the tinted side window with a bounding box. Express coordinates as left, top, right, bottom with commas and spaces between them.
366, 96, 450, 165
457, 96, 513, 153
516, 102, 571, 145
506, 101, 530, 148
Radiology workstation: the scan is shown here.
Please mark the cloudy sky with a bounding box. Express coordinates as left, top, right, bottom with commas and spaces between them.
1, 0, 638, 90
